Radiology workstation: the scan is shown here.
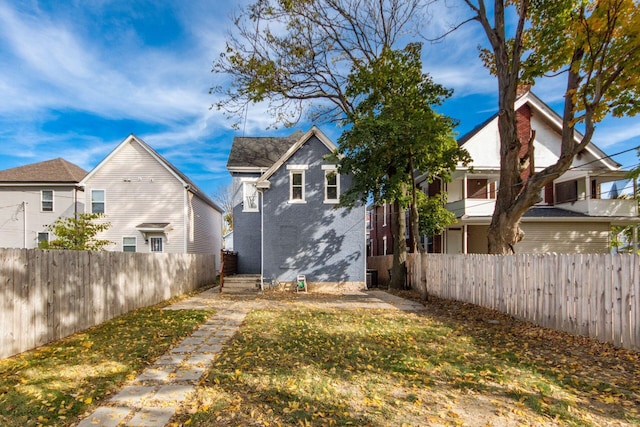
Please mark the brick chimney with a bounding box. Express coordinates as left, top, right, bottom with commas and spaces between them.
516, 84, 532, 98
517, 103, 534, 182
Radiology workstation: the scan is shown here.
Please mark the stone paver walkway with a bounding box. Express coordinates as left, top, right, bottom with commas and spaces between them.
75, 289, 424, 426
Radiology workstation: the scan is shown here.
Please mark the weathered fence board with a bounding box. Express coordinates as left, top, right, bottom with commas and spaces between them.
368, 253, 640, 351
0, 249, 216, 359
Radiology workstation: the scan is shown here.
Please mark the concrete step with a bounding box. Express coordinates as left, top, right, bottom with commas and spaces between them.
221, 274, 261, 293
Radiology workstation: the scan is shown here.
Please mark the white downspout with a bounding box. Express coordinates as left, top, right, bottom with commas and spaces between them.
259, 188, 264, 291
23, 201, 27, 248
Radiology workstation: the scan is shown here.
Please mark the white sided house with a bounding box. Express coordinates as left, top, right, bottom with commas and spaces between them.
0, 158, 87, 249
80, 134, 223, 263
421, 90, 639, 254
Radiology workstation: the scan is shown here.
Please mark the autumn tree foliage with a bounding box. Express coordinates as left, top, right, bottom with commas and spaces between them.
333, 43, 469, 288
463, 0, 640, 253
212, 0, 426, 126
213, 0, 438, 286
41, 213, 112, 251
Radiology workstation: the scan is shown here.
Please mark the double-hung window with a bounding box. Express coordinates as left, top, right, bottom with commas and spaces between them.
287, 165, 308, 203
242, 180, 258, 212
91, 190, 105, 214
123, 237, 136, 252
41, 190, 53, 212
37, 232, 49, 248
322, 165, 340, 203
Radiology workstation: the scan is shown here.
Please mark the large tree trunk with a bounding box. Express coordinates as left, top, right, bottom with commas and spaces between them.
390, 198, 407, 290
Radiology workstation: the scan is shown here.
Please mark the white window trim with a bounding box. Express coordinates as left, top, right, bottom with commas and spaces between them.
286, 164, 309, 170
149, 236, 163, 253
242, 179, 259, 212
288, 169, 307, 204
41, 190, 54, 212
37, 231, 49, 245
123, 236, 137, 252
91, 189, 106, 214
383, 203, 387, 227
323, 167, 340, 204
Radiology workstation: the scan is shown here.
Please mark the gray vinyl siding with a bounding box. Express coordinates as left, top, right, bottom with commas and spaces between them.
83, 140, 186, 253
231, 173, 262, 274
261, 136, 365, 283
0, 186, 83, 249
187, 191, 223, 262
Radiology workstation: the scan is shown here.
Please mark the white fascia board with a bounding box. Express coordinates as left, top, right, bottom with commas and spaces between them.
256, 126, 337, 185
81, 134, 188, 187
520, 93, 619, 171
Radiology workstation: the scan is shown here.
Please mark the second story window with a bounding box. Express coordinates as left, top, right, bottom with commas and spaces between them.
243, 181, 258, 212
41, 190, 53, 212
323, 167, 340, 203
287, 165, 308, 203
91, 190, 105, 214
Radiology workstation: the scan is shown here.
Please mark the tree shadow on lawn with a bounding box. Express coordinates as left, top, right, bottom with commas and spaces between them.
177, 305, 640, 426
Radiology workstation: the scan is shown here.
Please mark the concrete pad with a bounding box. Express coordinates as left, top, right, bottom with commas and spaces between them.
187, 352, 216, 365
155, 354, 186, 365
128, 407, 177, 427
134, 366, 175, 383
151, 384, 195, 404
169, 344, 198, 354
110, 386, 157, 405
75, 406, 133, 427
179, 337, 206, 346
199, 344, 223, 353
172, 366, 206, 381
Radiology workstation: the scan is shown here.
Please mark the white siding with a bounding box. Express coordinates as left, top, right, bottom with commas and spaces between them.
82, 140, 186, 253
187, 191, 223, 263
462, 222, 610, 254
0, 186, 82, 249
516, 222, 610, 254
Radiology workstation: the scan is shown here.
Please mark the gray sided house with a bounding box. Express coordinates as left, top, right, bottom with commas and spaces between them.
227, 127, 365, 291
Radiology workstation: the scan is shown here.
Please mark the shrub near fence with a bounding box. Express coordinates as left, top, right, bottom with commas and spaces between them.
0, 248, 216, 359
368, 253, 640, 351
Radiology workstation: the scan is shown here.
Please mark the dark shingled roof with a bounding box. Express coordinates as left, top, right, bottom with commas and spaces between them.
0, 158, 88, 183
227, 131, 304, 169
523, 207, 590, 218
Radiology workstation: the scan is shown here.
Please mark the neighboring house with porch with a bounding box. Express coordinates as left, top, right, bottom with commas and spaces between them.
227, 126, 366, 291
0, 158, 87, 249
420, 89, 639, 254
80, 134, 223, 263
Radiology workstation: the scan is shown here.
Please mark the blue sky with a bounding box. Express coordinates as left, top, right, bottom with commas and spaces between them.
1, 0, 639, 197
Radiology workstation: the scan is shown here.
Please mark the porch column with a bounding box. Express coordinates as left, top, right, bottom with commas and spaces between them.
463, 224, 468, 254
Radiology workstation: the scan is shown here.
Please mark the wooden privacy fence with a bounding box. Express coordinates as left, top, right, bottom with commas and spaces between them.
368, 253, 639, 351
0, 248, 217, 359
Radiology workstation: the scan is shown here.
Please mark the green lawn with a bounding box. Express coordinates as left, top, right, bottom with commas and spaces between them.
0, 303, 211, 427
175, 295, 640, 427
